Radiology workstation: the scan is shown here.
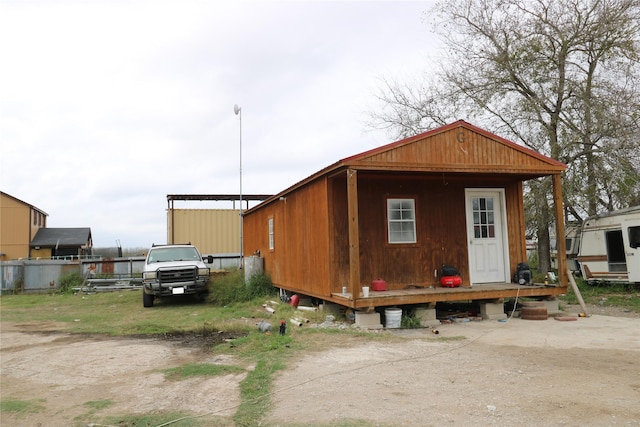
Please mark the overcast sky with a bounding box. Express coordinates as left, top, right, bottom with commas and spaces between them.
1, 0, 441, 249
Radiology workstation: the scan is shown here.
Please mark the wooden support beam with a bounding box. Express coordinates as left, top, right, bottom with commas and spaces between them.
347, 168, 361, 299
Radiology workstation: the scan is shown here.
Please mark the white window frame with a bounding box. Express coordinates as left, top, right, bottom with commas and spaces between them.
387, 198, 417, 244
268, 217, 274, 250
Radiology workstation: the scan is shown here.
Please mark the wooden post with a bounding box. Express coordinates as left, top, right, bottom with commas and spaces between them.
347, 168, 361, 299
552, 173, 567, 286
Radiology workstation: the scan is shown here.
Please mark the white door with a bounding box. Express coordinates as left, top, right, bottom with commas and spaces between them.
621, 219, 640, 282
465, 189, 509, 284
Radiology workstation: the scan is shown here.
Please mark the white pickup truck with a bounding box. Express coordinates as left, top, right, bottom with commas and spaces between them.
142, 244, 210, 307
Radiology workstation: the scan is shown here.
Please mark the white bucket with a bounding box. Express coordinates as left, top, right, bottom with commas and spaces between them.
385, 308, 402, 329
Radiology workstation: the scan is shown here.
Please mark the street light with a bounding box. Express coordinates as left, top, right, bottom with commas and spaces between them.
234, 104, 243, 269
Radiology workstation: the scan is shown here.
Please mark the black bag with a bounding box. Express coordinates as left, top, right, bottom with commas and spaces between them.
512, 262, 532, 285
441, 265, 460, 277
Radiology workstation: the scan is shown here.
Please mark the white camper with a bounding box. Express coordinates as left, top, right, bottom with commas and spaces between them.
577, 206, 640, 285
551, 225, 582, 273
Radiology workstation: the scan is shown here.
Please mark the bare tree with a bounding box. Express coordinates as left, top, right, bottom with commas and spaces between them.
370, 0, 640, 273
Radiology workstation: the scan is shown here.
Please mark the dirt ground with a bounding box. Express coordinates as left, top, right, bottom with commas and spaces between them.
1, 304, 639, 427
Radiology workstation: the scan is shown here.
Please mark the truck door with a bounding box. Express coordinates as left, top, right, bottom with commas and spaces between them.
621, 219, 640, 283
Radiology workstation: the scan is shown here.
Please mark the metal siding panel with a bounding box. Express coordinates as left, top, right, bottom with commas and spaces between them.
170, 209, 240, 254
0, 261, 23, 292
23, 260, 65, 291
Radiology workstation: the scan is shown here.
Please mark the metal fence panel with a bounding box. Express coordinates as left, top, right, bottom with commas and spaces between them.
23, 260, 71, 291
80, 258, 145, 277
0, 261, 23, 293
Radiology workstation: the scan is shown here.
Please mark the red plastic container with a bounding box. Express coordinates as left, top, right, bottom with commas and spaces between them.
371, 278, 387, 291
440, 276, 462, 288
289, 294, 299, 308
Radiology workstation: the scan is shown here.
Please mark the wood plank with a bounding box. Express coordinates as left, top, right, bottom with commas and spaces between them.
347, 168, 361, 297
342, 284, 568, 309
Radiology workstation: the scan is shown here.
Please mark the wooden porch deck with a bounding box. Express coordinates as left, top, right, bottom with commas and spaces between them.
330, 283, 568, 309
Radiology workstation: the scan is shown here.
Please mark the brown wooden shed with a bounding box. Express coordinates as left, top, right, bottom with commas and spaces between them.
243, 120, 568, 310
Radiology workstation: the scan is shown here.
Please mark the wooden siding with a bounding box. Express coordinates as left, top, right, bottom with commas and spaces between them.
243, 178, 331, 297
505, 181, 528, 273
335, 172, 526, 290
329, 175, 350, 293
350, 125, 564, 176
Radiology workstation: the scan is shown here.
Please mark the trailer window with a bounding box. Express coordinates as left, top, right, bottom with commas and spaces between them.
268, 217, 274, 251
387, 198, 416, 244
605, 230, 626, 272
629, 226, 640, 249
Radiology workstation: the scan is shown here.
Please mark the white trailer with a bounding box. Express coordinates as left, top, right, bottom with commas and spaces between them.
577, 206, 640, 285
551, 225, 582, 273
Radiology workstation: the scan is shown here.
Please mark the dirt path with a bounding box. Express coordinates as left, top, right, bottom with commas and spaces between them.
0, 323, 245, 426
268, 314, 640, 426
2, 310, 639, 427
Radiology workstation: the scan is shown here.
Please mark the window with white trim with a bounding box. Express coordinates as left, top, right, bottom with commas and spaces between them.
387, 198, 416, 244
268, 217, 274, 250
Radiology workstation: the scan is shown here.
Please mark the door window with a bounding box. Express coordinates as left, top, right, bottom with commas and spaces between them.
472, 197, 495, 239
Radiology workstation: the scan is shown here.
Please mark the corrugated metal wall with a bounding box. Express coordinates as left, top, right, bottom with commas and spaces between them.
81, 258, 146, 276
0, 261, 23, 292
167, 209, 240, 254
23, 260, 70, 291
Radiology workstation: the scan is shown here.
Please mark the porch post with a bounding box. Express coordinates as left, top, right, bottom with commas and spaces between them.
552, 173, 567, 286
347, 168, 361, 299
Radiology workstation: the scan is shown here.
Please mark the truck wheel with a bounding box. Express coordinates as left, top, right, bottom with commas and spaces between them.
143, 291, 154, 308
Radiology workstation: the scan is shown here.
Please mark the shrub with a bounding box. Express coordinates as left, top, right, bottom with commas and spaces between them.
401, 307, 422, 329
57, 270, 84, 294
210, 270, 276, 305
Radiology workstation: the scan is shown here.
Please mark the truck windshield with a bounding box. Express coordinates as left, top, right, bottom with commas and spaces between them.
148, 247, 200, 263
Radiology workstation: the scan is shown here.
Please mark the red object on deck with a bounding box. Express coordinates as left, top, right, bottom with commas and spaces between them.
371, 278, 387, 291
440, 276, 462, 287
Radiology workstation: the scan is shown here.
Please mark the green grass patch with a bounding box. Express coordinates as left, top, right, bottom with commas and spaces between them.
57, 270, 84, 293
0, 290, 256, 336
0, 398, 45, 415
163, 363, 245, 381
99, 411, 230, 427
210, 270, 278, 305
83, 399, 114, 411
233, 353, 287, 427
560, 278, 640, 313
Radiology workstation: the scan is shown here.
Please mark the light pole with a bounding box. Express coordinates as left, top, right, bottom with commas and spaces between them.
234, 104, 243, 269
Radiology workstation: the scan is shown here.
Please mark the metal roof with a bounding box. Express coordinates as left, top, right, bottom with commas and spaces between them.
30, 227, 92, 247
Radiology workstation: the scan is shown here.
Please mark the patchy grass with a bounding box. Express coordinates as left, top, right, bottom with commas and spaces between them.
560, 278, 640, 313
0, 398, 45, 415
83, 399, 114, 411
99, 411, 229, 427
0, 292, 271, 337
163, 363, 245, 381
